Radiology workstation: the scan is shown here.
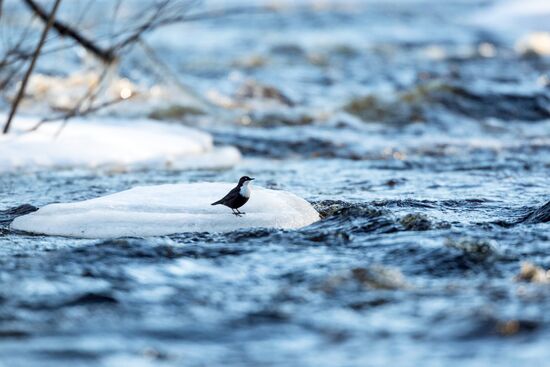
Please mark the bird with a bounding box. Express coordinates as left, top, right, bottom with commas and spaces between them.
211, 176, 255, 216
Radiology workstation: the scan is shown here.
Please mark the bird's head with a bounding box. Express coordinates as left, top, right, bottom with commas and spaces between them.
238, 176, 255, 186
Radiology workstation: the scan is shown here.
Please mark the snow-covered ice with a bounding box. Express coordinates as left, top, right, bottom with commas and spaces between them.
10, 183, 320, 238
0, 116, 240, 172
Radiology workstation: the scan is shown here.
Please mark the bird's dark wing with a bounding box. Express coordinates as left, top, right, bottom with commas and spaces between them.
211, 186, 240, 205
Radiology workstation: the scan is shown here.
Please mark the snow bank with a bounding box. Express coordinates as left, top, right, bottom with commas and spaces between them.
10, 183, 320, 238
0, 117, 240, 172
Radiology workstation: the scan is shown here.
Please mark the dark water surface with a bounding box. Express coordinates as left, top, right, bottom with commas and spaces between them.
1, 0, 550, 366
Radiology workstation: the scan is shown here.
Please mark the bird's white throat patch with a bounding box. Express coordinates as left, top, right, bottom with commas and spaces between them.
240, 181, 251, 198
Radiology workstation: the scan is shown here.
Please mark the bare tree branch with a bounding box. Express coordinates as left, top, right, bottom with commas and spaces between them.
22, 0, 116, 63
26, 95, 135, 135
20, 0, 269, 66
109, 3, 269, 53
2, 0, 270, 132
53, 95, 134, 138
27, 65, 114, 132
109, 0, 176, 53
138, 39, 217, 112
3, 0, 62, 134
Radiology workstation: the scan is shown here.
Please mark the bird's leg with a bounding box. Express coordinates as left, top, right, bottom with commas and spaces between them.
232, 209, 241, 217
236, 209, 246, 215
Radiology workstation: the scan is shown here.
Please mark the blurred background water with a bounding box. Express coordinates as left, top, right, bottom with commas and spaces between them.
0, 0, 549, 366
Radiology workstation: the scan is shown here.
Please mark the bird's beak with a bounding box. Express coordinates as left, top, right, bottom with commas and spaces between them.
250, 178, 255, 181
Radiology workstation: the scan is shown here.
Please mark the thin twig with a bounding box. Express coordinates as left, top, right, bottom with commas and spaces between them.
27, 96, 134, 135
138, 39, 217, 112
109, 0, 123, 40
20, 0, 267, 66
52, 94, 134, 138
3, 0, 62, 134
110, 0, 173, 53
27, 65, 116, 133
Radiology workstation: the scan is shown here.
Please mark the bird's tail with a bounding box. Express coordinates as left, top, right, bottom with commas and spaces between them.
211, 200, 222, 206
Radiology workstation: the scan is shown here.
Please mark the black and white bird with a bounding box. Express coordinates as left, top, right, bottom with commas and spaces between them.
211, 176, 254, 216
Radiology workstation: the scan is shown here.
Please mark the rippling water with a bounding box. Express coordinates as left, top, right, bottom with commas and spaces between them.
1, 0, 550, 366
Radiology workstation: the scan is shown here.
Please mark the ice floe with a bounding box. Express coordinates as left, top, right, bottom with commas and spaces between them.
10, 183, 320, 238
0, 116, 240, 172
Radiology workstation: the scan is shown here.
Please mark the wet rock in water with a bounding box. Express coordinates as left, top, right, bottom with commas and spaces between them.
496, 319, 540, 336
400, 213, 432, 231
460, 314, 540, 339
522, 200, 550, 224
351, 266, 409, 290
404, 237, 503, 277
427, 83, 550, 121
330, 44, 360, 58
232, 54, 268, 69
343, 94, 424, 124
235, 80, 295, 106
444, 237, 499, 261
311, 200, 399, 235
239, 110, 314, 127
148, 104, 204, 121
344, 80, 550, 123
515, 262, 550, 284
343, 82, 455, 123
313, 200, 386, 219
384, 178, 405, 187
321, 266, 409, 293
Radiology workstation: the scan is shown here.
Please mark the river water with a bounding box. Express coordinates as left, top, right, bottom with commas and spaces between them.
1, 0, 549, 366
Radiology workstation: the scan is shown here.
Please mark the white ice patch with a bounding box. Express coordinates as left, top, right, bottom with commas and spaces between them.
10, 183, 320, 238
0, 116, 240, 172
